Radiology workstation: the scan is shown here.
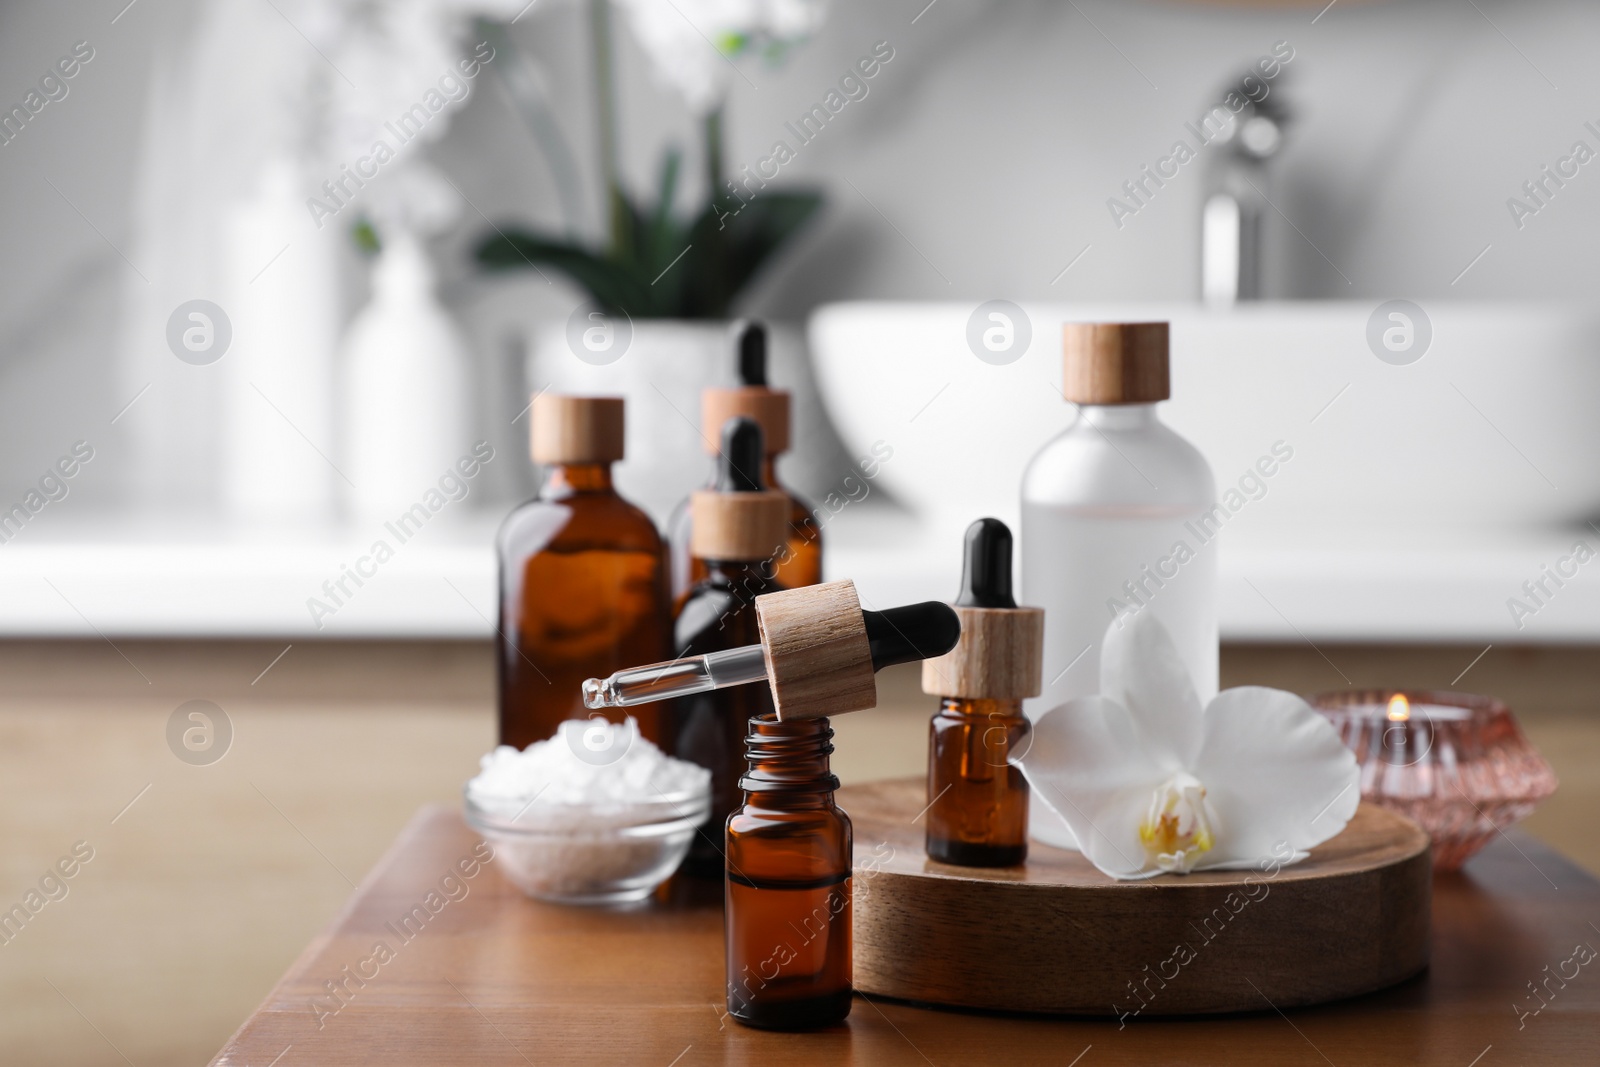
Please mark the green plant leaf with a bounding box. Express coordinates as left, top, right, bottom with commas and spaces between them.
680, 189, 824, 317
474, 230, 662, 316
472, 189, 823, 319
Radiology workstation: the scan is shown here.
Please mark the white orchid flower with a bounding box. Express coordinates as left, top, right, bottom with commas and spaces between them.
1021, 611, 1359, 881
615, 0, 828, 114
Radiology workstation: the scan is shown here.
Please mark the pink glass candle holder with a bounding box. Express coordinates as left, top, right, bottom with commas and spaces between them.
1310, 690, 1558, 871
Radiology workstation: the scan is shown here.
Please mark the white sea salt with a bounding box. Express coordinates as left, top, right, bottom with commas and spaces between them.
465, 718, 711, 901
466, 717, 709, 821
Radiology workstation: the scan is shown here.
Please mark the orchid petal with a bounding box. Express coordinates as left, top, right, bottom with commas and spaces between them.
1099, 611, 1203, 770
1021, 697, 1168, 880
1189, 686, 1359, 869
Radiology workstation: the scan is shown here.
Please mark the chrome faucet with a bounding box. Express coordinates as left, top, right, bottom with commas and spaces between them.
1200, 70, 1290, 306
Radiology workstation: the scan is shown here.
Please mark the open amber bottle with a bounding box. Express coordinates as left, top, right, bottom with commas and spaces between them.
725, 714, 852, 1030
667, 322, 821, 598
586, 579, 960, 1031
666, 416, 791, 877
723, 583, 956, 1031
496, 394, 669, 751
922, 518, 1044, 867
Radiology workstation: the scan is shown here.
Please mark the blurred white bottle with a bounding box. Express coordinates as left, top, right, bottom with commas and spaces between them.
1020, 322, 1218, 849
340, 225, 469, 520
221, 159, 339, 520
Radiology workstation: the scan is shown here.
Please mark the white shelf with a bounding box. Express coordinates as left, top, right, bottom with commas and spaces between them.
0, 508, 1595, 642
0, 512, 500, 639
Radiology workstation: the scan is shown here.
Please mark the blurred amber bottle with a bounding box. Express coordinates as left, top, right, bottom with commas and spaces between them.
666, 416, 791, 877
496, 394, 669, 751
922, 518, 1044, 867
668, 322, 820, 599
725, 713, 852, 1030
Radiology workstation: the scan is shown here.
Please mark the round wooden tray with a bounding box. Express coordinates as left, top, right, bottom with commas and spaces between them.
842, 778, 1431, 1017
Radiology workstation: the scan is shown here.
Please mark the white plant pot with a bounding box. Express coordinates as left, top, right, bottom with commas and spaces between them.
528, 319, 847, 523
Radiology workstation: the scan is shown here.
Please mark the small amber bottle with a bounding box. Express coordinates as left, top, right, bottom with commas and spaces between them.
723, 583, 958, 1031
921, 518, 1045, 867
666, 416, 791, 877
668, 322, 821, 598
496, 394, 670, 751
583, 581, 960, 1029
725, 713, 852, 1030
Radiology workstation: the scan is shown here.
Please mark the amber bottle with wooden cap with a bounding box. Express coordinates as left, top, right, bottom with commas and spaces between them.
668, 322, 821, 598
665, 415, 792, 877
583, 579, 960, 1031
1021, 321, 1217, 849
922, 518, 1044, 867
496, 394, 670, 751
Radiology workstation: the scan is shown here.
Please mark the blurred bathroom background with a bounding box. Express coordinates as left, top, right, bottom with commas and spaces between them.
5, 1, 1600, 1063
6, 0, 1600, 516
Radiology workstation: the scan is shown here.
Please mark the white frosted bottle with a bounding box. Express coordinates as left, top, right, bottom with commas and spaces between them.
1020, 322, 1218, 848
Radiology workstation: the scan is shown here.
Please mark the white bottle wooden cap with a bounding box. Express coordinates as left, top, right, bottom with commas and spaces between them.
921, 606, 1044, 701
754, 580, 878, 720
1062, 322, 1170, 405
530, 394, 625, 464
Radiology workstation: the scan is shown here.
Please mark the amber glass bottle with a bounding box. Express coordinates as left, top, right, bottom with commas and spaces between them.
927, 696, 1031, 866
725, 713, 852, 1030
666, 416, 790, 877
668, 322, 821, 598
922, 518, 1044, 867
497, 395, 669, 751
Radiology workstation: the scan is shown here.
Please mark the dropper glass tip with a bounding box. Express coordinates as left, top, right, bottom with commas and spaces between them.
581, 677, 616, 709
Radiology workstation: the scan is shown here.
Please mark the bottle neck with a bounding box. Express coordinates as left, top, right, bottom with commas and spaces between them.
938, 696, 1026, 719
739, 714, 838, 805
542, 462, 613, 498
1078, 402, 1160, 431
702, 557, 777, 584
698, 557, 779, 610
700, 454, 782, 489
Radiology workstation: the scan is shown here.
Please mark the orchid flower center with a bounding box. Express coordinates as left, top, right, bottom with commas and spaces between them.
1138, 773, 1215, 874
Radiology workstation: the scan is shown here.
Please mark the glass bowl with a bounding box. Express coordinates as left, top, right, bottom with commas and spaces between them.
1311, 689, 1558, 870
464, 786, 710, 904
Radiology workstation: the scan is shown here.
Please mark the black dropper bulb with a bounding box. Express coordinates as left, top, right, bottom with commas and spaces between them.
716, 416, 766, 492
954, 518, 1017, 609
737, 321, 768, 387
863, 602, 961, 671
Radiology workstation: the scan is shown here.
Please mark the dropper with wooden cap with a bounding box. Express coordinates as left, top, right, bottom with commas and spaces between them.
662, 416, 792, 876
582, 579, 960, 720
495, 393, 669, 750
922, 518, 1043, 867
667, 322, 821, 598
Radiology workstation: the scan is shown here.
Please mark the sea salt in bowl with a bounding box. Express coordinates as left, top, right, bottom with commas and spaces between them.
465, 718, 711, 904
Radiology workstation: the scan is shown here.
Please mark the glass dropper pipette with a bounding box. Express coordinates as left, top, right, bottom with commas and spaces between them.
583, 644, 768, 709
583, 601, 961, 710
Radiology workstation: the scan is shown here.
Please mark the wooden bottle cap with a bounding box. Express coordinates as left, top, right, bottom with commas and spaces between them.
754, 579, 878, 720
530, 394, 625, 464
1062, 322, 1170, 404
701, 388, 790, 455
689, 489, 789, 562
921, 606, 1044, 700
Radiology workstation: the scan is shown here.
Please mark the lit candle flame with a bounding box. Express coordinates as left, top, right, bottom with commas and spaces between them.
1387, 694, 1411, 722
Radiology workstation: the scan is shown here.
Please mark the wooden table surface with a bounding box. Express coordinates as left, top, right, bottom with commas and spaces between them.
211, 804, 1600, 1066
